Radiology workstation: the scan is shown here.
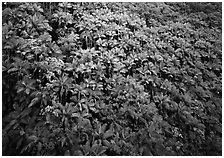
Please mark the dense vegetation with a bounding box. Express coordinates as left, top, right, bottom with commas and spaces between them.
2, 2, 222, 156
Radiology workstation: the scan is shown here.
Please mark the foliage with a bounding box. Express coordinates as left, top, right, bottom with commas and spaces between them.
2, 2, 222, 156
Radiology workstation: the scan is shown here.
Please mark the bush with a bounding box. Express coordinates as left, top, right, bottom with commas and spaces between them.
2, 2, 222, 156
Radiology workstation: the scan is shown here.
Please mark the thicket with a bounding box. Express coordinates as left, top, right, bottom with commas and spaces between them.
2, 2, 222, 156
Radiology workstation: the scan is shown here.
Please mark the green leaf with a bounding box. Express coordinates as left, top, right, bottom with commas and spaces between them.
28, 97, 39, 108
20, 108, 32, 118
97, 146, 108, 155
4, 119, 17, 131
98, 123, 106, 134
103, 129, 114, 139
28, 135, 38, 141
61, 136, 66, 147
91, 142, 100, 154
102, 140, 111, 147
17, 87, 24, 93
37, 142, 42, 152
78, 118, 92, 129
8, 67, 18, 73
25, 88, 30, 95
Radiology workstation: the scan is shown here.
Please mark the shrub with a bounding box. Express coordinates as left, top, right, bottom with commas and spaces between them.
2, 2, 222, 156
